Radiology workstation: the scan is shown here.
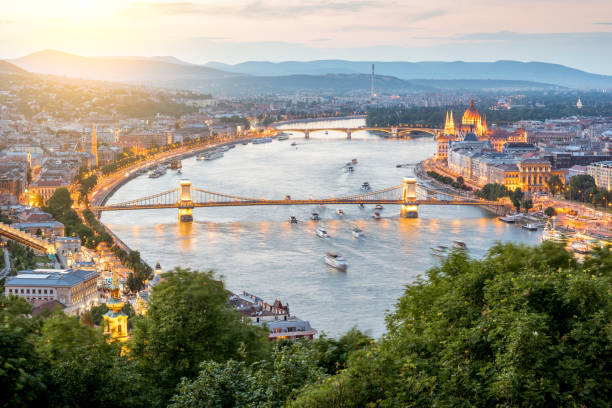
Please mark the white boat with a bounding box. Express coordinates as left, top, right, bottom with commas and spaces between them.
453, 241, 467, 250
278, 134, 289, 141
352, 227, 363, 238
218, 146, 230, 152
316, 227, 329, 238
570, 240, 591, 254
522, 223, 538, 231
541, 219, 566, 243
311, 212, 320, 221
372, 212, 381, 219
375, 204, 383, 210
325, 253, 347, 271
351, 158, 358, 164
346, 165, 354, 172
336, 209, 344, 216
431, 245, 449, 257
252, 137, 273, 144
196, 154, 205, 161
289, 216, 298, 224
205, 151, 224, 160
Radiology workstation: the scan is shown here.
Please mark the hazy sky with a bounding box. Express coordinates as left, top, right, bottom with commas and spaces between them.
2, 0, 612, 74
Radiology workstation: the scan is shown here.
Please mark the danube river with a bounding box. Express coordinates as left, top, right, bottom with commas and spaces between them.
102, 123, 540, 337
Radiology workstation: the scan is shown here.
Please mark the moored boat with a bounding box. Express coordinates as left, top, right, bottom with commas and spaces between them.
289, 216, 298, 224
375, 204, 383, 211
522, 223, 538, 231
452, 241, 467, 250
352, 227, 363, 238
311, 212, 320, 221
431, 245, 449, 257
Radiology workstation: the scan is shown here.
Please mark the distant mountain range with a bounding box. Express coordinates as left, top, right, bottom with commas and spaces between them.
10, 50, 233, 83
207, 60, 612, 89
0, 60, 25, 74
4, 50, 610, 94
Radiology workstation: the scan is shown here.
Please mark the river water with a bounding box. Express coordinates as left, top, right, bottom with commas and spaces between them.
102, 120, 540, 337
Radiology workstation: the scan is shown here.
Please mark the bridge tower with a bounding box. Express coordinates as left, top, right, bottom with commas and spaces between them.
391, 126, 399, 138
178, 180, 194, 222
401, 177, 418, 218
304, 129, 310, 139
346, 129, 351, 140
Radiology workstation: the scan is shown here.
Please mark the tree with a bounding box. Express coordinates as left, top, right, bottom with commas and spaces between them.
544, 206, 557, 217
522, 198, 533, 213
510, 188, 524, 211
546, 174, 564, 196
129, 268, 271, 405
476, 183, 509, 201
567, 174, 597, 202
0, 325, 48, 407
43, 187, 73, 215
290, 243, 612, 407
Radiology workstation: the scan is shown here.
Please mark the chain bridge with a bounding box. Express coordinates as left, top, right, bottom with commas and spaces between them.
90, 178, 506, 222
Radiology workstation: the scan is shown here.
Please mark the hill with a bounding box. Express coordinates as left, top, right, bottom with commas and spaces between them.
206, 60, 612, 89
0, 60, 26, 74
11, 50, 234, 84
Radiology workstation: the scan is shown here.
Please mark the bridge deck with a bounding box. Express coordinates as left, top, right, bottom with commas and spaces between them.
92, 199, 503, 211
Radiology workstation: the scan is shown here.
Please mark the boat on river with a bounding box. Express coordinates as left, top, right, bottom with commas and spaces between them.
522, 223, 538, 231
289, 216, 298, 224
452, 241, 467, 250
361, 182, 371, 190
204, 151, 224, 160
372, 212, 381, 219
278, 134, 289, 141
316, 227, 329, 238
253, 137, 273, 144
431, 245, 449, 257
325, 253, 347, 271
311, 212, 320, 221
336, 209, 344, 216
352, 227, 363, 238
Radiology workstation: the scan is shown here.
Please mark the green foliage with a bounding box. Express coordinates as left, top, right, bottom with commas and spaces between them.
544, 206, 557, 217
510, 187, 524, 211
427, 170, 469, 190
290, 243, 612, 407
0, 325, 48, 408
476, 183, 509, 201
169, 343, 326, 408
7, 241, 37, 272
129, 267, 271, 404
547, 174, 564, 195
522, 198, 533, 213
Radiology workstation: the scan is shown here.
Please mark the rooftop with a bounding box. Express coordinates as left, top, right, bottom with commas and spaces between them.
5, 269, 98, 287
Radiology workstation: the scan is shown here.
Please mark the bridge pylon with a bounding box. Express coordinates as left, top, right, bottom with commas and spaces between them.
304, 129, 310, 139
401, 177, 418, 218
346, 129, 351, 139
179, 180, 194, 222
392, 126, 398, 138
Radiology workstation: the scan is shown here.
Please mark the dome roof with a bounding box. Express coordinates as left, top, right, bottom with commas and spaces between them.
462, 98, 481, 124
463, 132, 478, 141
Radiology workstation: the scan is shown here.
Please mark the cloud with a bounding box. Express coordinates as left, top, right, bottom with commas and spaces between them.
122, 1, 376, 18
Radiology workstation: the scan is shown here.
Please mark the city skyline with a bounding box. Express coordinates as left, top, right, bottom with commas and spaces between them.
1, 0, 612, 74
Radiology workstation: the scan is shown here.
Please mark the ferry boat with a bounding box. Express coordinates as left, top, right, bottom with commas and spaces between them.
541, 219, 566, 243
148, 167, 167, 178
375, 204, 383, 211
242, 141, 249, 145
252, 137, 273, 144
336, 209, 344, 216
289, 216, 298, 224
325, 253, 347, 271
352, 227, 363, 238
522, 223, 538, 231
316, 227, 329, 238
218, 146, 230, 153
431, 245, 449, 257
361, 182, 371, 190
372, 212, 381, 219
453, 241, 467, 250
311, 212, 320, 221
277, 134, 289, 141
205, 151, 224, 160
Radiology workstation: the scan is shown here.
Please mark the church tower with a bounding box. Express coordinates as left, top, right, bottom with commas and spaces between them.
91, 124, 99, 168
443, 111, 455, 135
103, 270, 128, 342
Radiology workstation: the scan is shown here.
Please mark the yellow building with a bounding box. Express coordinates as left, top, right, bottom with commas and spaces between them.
103, 270, 128, 342
517, 158, 552, 193
460, 98, 488, 138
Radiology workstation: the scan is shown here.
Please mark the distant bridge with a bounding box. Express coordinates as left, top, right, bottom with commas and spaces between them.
270, 126, 439, 139
90, 178, 506, 222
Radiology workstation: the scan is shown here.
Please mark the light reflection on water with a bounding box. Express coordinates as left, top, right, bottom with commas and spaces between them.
102, 129, 540, 337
